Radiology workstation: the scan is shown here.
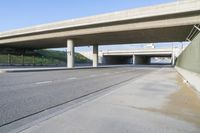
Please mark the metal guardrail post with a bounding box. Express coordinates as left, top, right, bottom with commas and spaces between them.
21, 54, 24, 66
194, 25, 200, 31
8, 54, 11, 65
32, 55, 35, 66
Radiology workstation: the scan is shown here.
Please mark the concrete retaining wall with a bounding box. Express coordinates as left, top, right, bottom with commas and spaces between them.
176, 33, 200, 92
176, 33, 200, 73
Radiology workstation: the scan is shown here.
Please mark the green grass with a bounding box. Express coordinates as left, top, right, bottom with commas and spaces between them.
0, 50, 91, 65
0, 55, 8, 64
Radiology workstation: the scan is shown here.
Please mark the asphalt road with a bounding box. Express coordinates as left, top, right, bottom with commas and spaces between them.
0, 66, 157, 130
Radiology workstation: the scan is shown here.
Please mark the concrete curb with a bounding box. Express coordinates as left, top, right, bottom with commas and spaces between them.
0, 67, 96, 73
0, 65, 131, 73
175, 66, 200, 93
0, 65, 171, 73
0, 70, 5, 74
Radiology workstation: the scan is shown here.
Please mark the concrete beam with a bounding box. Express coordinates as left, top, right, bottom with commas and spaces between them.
67, 39, 75, 68
0, 0, 200, 48
0, 0, 199, 39
93, 45, 98, 67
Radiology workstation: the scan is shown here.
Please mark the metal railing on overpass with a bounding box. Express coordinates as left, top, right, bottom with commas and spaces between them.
186, 24, 200, 41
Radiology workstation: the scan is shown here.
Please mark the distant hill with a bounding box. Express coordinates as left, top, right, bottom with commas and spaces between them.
0, 49, 91, 66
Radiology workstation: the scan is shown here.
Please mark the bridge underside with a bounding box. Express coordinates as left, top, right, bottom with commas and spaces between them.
0, 25, 193, 49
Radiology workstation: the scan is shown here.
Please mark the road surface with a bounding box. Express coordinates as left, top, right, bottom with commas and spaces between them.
20, 67, 200, 133
0, 66, 157, 132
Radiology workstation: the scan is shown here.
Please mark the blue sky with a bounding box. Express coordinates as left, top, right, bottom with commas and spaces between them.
0, 0, 184, 52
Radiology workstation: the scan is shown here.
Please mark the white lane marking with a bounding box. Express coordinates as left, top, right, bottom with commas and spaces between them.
68, 77, 77, 80
35, 81, 53, 85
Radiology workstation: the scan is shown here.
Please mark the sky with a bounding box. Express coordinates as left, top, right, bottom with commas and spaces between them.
0, 0, 185, 52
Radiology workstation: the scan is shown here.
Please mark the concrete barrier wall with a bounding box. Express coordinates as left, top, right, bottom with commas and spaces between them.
176, 33, 200, 92
176, 33, 200, 73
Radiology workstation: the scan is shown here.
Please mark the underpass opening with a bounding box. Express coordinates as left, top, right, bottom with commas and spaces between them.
134, 55, 150, 65
135, 55, 172, 65
102, 54, 172, 65
103, 55, 133, 65
150, 57, 172, 65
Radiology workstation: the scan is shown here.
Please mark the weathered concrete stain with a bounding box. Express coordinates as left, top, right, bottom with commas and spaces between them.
146, 74, 200, 128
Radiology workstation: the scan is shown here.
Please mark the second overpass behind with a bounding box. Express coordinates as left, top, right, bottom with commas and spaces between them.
101, 49, 174, 65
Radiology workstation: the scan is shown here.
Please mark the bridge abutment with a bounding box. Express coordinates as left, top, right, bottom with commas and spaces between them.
176, 33, 200, 92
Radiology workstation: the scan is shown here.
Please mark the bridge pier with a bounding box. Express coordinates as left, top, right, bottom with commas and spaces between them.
67, 39, 75, 68
132, 55, 135, 65
171, 51, 175, 66
93, 45, 98, 67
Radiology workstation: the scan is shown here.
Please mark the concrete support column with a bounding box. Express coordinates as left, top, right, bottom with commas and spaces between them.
132, 55, 135, 65
67, 39, 75, 68
93, 44, 98, 67
171, 52, 175, 66
171, 43, 175, 66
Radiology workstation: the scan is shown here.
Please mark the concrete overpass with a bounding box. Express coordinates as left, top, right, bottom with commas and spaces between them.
102, 49, 173, 65
0, 0, 200, 68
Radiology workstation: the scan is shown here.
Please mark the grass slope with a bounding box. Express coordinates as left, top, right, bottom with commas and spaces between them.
0, 50, 91, 65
